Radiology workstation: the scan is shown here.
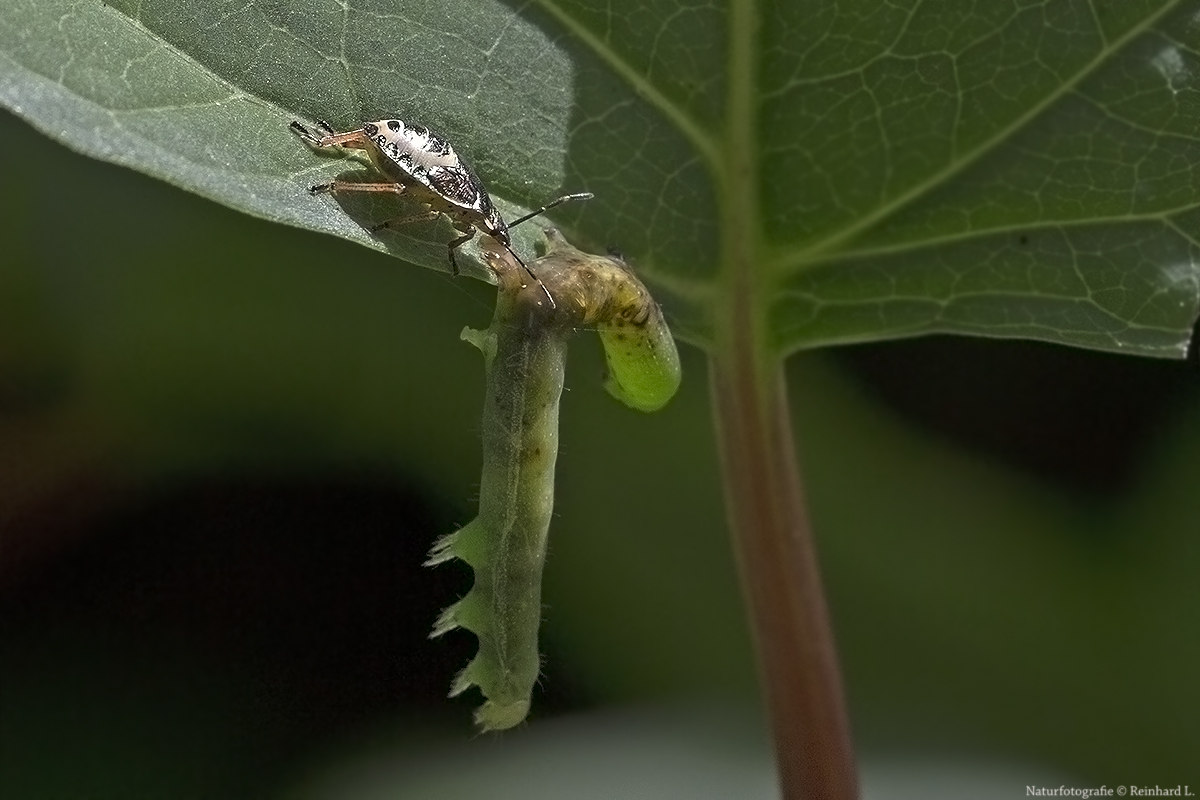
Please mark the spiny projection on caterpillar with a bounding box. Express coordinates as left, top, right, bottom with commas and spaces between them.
290, 117, 591, 309
426, 229, 681, 731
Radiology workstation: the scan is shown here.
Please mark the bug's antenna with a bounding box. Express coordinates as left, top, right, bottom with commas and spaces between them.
507, 193, 594, 230
500, 192, 591, 310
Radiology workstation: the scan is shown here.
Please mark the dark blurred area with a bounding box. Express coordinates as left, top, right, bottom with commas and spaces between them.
1, 476, 457, 797
2, 107, 1198, 798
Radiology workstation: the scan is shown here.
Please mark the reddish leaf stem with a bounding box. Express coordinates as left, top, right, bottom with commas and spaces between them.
710, 357, 858, 800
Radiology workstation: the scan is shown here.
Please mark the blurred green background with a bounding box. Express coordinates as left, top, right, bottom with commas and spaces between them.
1, 108, 1197, 798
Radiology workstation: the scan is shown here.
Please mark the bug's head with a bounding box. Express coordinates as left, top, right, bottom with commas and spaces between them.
484, 206, 509, 243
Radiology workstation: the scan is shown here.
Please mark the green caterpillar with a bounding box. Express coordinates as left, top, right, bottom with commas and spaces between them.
426, 230, 680, 731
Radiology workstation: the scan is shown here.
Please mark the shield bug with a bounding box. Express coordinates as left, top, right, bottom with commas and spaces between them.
290, 118, 591, 307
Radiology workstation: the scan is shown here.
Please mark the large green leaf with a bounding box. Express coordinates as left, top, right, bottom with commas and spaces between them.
3, 0, 1199, 356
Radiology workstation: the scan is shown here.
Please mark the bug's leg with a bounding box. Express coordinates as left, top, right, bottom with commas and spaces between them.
506, 192, 594, 229
310, 182, 418, 231
290, 121, 370, 151
309, 180, 408, 196
290, 120, 320, 142
371, 209, 441, 234
446, 230, 477, 277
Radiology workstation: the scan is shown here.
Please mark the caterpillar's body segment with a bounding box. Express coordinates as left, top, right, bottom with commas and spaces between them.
536, 230, 681, 412
426, 308, 565, 732
591, 276, 680, 413
428, 230, 679, 731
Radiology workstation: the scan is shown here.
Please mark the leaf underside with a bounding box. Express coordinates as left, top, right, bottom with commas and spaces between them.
3, 0, 1199, 356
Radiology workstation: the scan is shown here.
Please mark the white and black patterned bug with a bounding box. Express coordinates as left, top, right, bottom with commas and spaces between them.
290, 118, 591, 307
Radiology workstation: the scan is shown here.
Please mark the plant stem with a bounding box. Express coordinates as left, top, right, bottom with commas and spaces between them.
711, 356, 858, 800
